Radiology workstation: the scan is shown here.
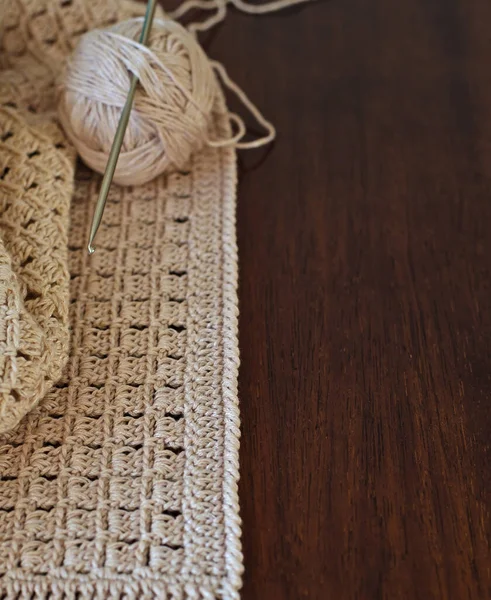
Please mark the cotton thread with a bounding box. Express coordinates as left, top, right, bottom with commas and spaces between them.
57, 0, 311, 187
58, 18, 219, 186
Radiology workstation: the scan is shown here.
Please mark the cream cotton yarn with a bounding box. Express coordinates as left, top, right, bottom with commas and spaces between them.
58, 17, 218, 187
57, 0, 284, 187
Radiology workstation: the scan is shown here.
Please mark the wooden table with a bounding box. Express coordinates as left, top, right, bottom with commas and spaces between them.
172, 1, 491, 597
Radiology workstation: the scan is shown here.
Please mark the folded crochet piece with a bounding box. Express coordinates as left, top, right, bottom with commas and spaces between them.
0, 22, 75, 433
0, 1, 242, 598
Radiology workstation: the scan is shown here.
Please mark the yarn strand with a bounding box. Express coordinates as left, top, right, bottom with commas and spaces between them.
170, 0, 312, 23
209, 61, 275, 149
169, 0, 229, 32
169, 0, 313, 150
229, 0, 313, 15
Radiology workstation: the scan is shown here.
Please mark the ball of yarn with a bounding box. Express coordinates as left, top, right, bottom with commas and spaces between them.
57, 18, 218, 186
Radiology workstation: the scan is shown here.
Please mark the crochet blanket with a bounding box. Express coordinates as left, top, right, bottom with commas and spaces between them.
0, 1, 242, 598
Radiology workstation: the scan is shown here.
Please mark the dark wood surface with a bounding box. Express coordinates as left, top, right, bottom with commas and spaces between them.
172, 1, 491, 598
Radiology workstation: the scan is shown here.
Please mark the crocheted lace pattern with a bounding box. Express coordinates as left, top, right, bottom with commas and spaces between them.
0, 1, 242, 598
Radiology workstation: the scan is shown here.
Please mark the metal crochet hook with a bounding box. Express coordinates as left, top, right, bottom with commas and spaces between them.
87, 0, 158, 254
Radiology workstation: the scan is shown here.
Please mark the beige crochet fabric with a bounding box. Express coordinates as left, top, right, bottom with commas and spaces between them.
0, 1, 242, 598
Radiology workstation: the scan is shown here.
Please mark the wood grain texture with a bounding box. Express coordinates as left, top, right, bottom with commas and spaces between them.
163, 0, 491, 597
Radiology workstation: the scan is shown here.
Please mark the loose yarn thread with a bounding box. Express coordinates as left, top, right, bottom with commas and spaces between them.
57, 0, 309, 186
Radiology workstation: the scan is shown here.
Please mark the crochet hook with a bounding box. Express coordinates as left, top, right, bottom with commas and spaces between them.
87, 0, 158, 254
